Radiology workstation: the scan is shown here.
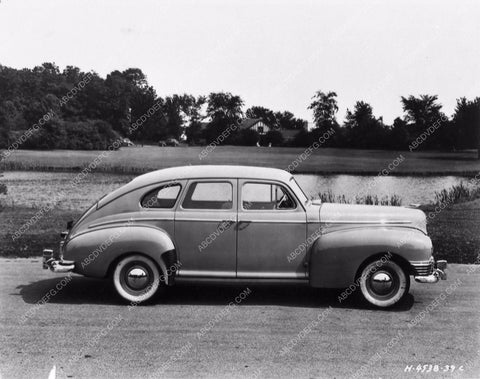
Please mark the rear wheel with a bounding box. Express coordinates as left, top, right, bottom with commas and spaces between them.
359, 260, 409, 308
113, 255, 162, 303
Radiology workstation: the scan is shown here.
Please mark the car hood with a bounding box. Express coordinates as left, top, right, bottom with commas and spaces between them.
319, 202, 427, 234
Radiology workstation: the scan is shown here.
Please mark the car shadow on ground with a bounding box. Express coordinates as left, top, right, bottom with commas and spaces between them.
16, 275, 414, 311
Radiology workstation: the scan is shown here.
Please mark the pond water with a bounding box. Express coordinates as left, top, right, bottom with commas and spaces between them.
295, 174, 468, 205
0, 171, 470, 209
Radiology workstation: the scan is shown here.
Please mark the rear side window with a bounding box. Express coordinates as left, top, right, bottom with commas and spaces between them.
182, 182, 233, 210
141, 184, 181, 208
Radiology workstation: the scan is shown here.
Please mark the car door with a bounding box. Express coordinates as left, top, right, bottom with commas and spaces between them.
236, 179, 308, 279
174, 179, 237, 277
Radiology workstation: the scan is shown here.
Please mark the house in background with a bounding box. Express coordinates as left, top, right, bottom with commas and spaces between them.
238, 118, 270, 135
189, 118, 307, 146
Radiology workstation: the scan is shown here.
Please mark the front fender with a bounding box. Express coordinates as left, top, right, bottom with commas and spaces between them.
64, 225, 176, 282
309, 227, 432, 288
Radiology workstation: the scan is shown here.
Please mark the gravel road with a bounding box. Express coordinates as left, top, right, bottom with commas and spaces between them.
1, 259, 479, 379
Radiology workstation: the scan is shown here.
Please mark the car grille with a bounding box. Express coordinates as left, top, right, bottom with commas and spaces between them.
411, 259, 434, 276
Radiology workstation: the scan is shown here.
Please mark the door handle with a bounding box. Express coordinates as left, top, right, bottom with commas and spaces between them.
217, 219, 235, 230
237, 220, 251, 230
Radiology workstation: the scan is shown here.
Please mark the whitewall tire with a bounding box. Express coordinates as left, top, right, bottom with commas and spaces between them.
113, 254, 161, 303
359, 260, 409, 308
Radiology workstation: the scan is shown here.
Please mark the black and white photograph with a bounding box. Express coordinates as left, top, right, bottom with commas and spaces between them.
0, 0, 479, 378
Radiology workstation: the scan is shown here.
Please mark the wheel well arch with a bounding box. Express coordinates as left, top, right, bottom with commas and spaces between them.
354, 252, 413, 280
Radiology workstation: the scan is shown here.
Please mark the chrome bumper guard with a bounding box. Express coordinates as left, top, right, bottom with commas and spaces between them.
42, 249, 75, 273
414, 259, 447, 283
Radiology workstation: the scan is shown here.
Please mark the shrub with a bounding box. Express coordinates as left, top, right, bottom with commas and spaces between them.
318, 190, 402, 206
434, 182, 480, 206
237, 129, 260, 146
264, 130, 284, 146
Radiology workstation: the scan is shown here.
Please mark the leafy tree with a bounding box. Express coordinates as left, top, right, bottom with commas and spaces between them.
400, 94, 448, 149
344, 101, 387, 148
0, 100, 26, 147
1, 62, 478, 151
162, 95, 186, 139
274, 111, 306, 130
246, 106, 278, 129
386, 117, 410, 150
309, 91, 339, 128
205, 92, 244, 143
451, 97, 480, 157
401, 95, 442, 129
206, 92, 244, 122
180, 95, 206, 144
180, 95, 206, 125
308, 90, 341, 147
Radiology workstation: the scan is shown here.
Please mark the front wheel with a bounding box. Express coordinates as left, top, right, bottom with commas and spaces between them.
113, 254, 162, 303
359, 260, 410, 308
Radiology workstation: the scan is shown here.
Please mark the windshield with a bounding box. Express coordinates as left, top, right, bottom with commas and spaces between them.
289, 177, 309, 205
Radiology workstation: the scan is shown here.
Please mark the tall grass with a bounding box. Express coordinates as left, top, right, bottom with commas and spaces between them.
319, 190, 402, 206
434, 182, 480, 206
319, 182, 480, 207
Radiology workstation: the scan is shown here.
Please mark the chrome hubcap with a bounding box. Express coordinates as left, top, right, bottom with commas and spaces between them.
370, 272, 394, 295
126, 267, 149, 290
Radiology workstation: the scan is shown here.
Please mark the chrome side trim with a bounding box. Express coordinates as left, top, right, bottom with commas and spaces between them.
236, 271, 306, 279
89, 218, 173, 228
175, 218, 235, 222
237, 220, 306, 224
177, 271, 306, 279
175, 219, 305, 224
321, 220, 412, 225
177, 270, 236, 278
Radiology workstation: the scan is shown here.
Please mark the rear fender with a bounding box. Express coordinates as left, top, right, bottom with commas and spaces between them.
309, 227, 432, 288
64, 225, 177, 284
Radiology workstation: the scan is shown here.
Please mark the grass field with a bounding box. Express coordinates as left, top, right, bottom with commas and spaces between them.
1, 146, 480, 175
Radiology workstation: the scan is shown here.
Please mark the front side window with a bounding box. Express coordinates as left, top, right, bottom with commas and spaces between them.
141, 184, 181, 208
242, 182, 296, 210
182, 182, 233, 210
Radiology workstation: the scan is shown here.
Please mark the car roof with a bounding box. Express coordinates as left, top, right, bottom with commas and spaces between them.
97, 165, 293, 208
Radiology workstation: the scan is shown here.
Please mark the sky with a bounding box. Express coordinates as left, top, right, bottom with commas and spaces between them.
0, 0, 479, 124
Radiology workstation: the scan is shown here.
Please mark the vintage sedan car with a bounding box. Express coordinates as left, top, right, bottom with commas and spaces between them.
43, 165, 447, 307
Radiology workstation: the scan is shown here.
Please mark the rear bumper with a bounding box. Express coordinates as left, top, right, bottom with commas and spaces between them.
42, 249, 75, 273
412, 258, 447, 283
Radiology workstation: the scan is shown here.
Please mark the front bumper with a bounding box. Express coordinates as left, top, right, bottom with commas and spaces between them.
42, 249, 75, 273
413, 258, 447, 283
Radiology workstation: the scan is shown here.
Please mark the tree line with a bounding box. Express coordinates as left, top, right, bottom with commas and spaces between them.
0, 63, 478, 153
